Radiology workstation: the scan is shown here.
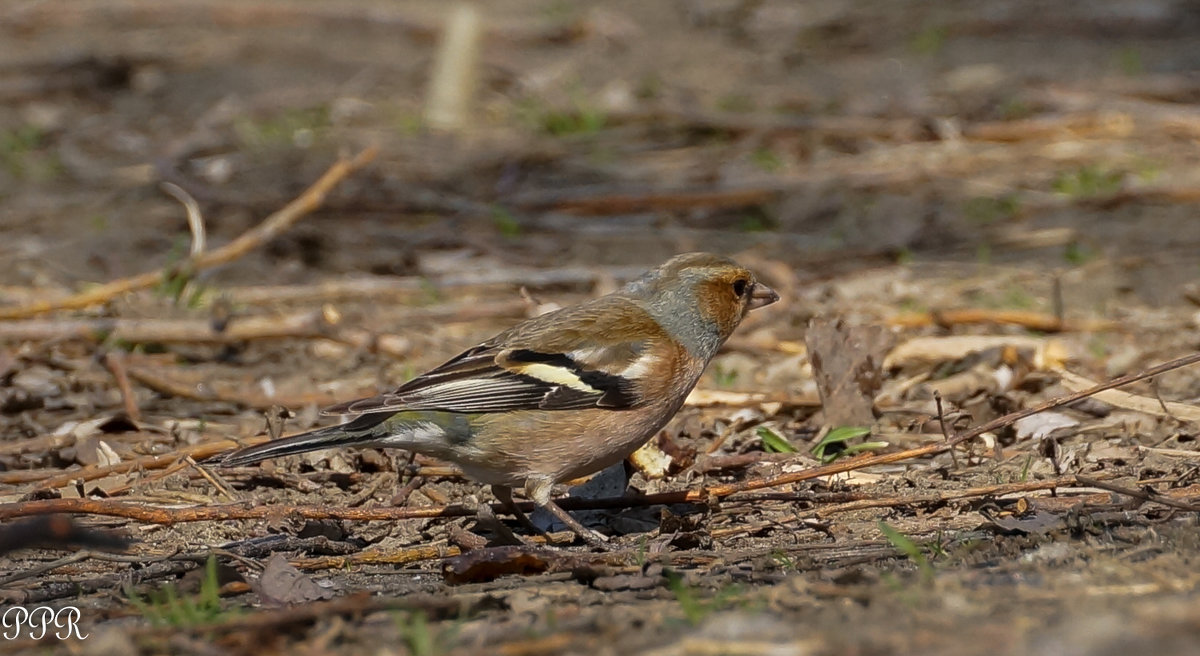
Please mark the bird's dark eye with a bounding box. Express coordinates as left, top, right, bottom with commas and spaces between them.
732, 279, 749, 297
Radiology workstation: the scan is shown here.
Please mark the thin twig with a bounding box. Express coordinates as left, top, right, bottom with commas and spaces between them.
185, 456, 238, 502
291, 544, 461, 571
102, 352, 141, 422
124, 365, 345, 411
161, 181, 206, 257
0, 551, 92, 586
0, 146, 377, 319
933, 391, 958, 470
511, 186, 781, 215
0, 440, 233, 487
0, 310, 335, 344
0, 301, 530, 348
1075, 475, 1200, 512
811, 477, 1097, 519
100, 459, 193, 497
889, 309, 1115, 332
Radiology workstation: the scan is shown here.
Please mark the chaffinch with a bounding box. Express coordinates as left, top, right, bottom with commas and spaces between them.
222, 252, 779, 547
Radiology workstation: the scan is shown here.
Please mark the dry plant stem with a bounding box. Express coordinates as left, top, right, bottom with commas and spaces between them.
810, 477, 1098, 519
186, 456, 238, 502
0, 146, 378, 320
703, 416, 752, 455
0, 301, 529, 345
612, 107, 922, 141
424, 1, 482, 130
513, 187, 780, 215
694, 452, 798, 473
0, 551, 92, 586
347, 473, 392, 507
0, 498, 468, 523
889, 309, 1117, 332
933, 391, 959, 470
101, 352, 141, 421
0, 442, 452, 488
221, 278, 485, 305
0, 438, 243, 487
220, 270, 625, 306
0, 310, 334, 344
290, 545, 460, 570
161, 181, 206, 256
0, 432, 78, 457
1058, 370, 1200, 422
961, 111, 1138, 142
100, 459, 192, 497
1075, 475, 1200, 512
124, 365, 342, 411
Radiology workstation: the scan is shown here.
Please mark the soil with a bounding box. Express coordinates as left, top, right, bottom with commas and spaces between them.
3, 1, 1200, 654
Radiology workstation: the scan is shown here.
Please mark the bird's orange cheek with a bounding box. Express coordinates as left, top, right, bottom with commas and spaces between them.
696, 282, 737, 328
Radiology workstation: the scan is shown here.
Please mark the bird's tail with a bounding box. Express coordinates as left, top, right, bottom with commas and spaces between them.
219, 412, 393, 467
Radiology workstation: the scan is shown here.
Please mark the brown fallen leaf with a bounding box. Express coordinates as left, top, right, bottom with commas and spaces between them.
442, 545, 619, 585
980, 507, 1065, 535
806, 318, 893, 427
441, 546, 556, 585
255, 553, 336, 607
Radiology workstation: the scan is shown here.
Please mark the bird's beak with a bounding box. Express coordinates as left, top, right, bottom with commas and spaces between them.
748, 282, 780, 310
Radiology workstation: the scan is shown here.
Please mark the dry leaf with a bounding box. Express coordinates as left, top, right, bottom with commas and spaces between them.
256, 553, 336, 607
806, 318, 893, 427
1058, 370, 1200, 422
885, 336, 1068, 371
95, 440, 121, 468
1014, 412, 1080, 441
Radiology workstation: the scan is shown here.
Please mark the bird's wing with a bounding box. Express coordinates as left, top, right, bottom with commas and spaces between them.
323, 298, 666, 415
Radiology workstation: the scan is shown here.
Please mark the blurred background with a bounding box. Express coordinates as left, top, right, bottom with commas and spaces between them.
3, 0, 1199, 299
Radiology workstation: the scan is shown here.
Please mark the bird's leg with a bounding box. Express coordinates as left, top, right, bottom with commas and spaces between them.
525, 477, 610, 550
490, 484, 549, 540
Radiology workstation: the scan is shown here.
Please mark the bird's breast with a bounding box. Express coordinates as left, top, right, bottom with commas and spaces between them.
456, 401, 682, 486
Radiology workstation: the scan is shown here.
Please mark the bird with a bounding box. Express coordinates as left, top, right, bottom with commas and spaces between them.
221, 252, 779, 547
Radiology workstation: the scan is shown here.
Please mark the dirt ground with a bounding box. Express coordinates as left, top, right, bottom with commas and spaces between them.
3, 1, 1200, 654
